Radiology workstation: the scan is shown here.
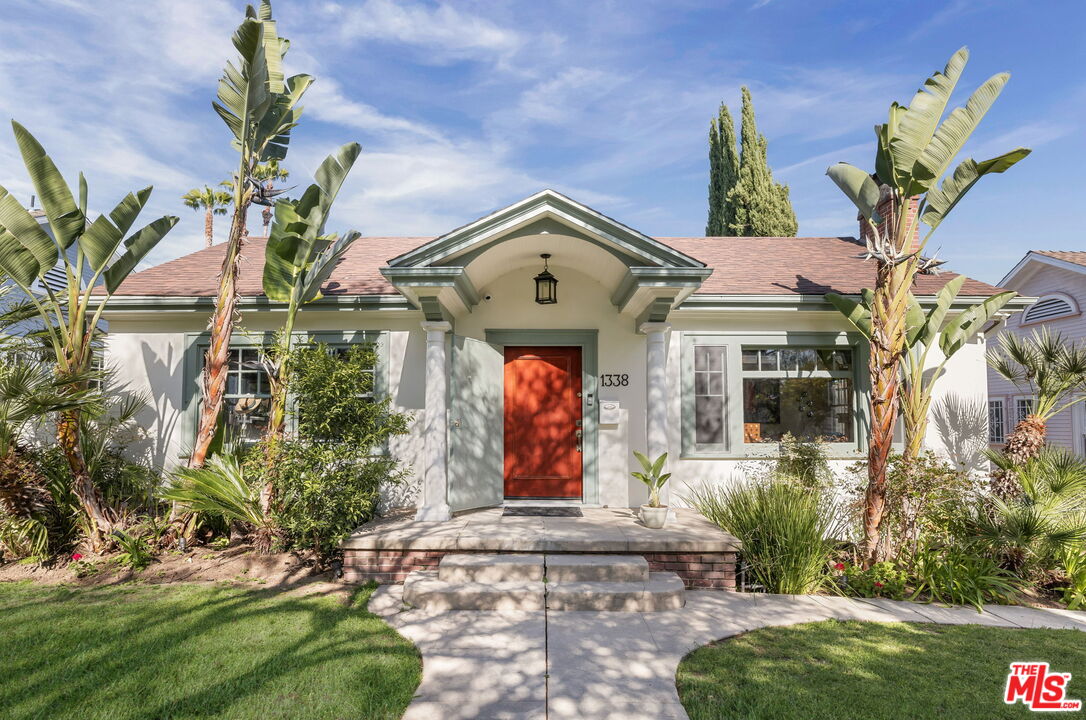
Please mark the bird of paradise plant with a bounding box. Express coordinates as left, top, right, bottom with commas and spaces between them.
826, 47, 1029, 564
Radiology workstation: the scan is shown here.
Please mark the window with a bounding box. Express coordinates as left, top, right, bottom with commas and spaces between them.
988, 400, 1005, 443
1016, 397, 1034, 424
693, 345, 727, 446
740, 347, 854, 444
1022, 293, 1078, 325
222, 347, 271, 443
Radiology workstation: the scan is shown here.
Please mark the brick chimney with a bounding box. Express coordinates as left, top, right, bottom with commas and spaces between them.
859, 190, 921, 254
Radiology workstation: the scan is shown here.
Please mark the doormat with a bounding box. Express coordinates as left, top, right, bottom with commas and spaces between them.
503, 507, 583, 517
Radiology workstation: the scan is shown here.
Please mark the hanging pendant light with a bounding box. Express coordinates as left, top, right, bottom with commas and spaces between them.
534, 253, 558, 305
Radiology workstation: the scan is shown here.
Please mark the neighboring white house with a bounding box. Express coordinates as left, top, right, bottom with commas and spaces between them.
987, 250, 1086, 456
99, 190, 1025, 518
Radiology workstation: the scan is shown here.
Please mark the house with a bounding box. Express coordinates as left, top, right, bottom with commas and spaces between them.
987, 251, 1086, 456
101, 190, 1024, 519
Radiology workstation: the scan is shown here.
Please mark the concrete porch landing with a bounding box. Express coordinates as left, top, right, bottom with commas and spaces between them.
341, 507, 741, 588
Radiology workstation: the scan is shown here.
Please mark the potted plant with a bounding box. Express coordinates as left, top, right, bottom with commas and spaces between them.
633, 451, 671, 529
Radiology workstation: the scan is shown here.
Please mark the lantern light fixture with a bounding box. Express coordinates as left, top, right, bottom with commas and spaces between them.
534, 253, 558, 305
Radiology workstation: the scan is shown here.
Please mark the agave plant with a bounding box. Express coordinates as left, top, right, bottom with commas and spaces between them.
825, 47, 1029, 565
189, 0, 313, 469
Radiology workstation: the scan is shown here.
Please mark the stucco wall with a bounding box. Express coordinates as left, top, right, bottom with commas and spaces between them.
104, 289, 993, 510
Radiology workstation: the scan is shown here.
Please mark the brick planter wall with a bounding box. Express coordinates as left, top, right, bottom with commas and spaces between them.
643, 551, 738, 590
343, 549, 738, 590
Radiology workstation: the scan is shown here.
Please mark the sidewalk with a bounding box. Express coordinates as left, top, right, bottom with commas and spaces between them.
369, 587, 1086, 720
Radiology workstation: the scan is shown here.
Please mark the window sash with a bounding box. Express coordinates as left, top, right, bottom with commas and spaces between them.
988, 400, 1005, 443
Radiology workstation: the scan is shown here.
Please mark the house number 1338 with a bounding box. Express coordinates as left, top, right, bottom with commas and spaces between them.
601, 374, 629, 387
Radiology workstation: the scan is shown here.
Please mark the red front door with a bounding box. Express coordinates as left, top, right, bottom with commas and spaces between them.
503, 346, 583, 499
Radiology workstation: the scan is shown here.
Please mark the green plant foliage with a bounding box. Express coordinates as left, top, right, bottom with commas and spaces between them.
988, 327, 1086, 422
909, 543, 1021, 611
775, 433, 833, 489
692, 478, 842, 594
257, 343, 411, 559
631, 451, 671, 507
839, 561, 908, 600
726, 87, 798, 237
706, 102, 739, 236
1058, 547, 1086, 610
111, 528, 153, 570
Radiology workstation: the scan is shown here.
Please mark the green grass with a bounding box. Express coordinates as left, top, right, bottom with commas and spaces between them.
677, 620, 1086, 720
0, 581, 420, 720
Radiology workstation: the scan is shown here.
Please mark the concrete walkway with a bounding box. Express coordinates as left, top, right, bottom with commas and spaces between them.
369, 587, 1086, 720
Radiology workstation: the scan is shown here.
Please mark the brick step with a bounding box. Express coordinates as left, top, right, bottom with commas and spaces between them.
546, 572, 686, 612
438, 553, 544, 583
403, 571, 545, 611
545, 554, 648, 583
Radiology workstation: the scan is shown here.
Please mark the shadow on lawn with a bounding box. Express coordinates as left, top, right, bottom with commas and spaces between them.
0, 582, 421, 720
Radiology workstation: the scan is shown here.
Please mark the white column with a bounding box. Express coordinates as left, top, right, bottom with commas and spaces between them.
640, 321, 671, 509
417, 321, 453, 522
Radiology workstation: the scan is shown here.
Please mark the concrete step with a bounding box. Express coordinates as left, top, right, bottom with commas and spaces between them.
438, 553, 544, 583
545, 554, 648, 583
403, 571, 546, 611
545, 572, 686, 612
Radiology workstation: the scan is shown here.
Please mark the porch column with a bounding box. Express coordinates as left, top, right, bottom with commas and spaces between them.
417, 321, 453, 522
640, 321, 671, 508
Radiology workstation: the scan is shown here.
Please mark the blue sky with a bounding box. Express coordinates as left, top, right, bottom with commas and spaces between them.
0, 0, 1081, 285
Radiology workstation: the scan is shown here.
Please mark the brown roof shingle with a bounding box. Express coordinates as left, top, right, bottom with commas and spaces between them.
1034, 250, 1086, 268
110, 234, 1004, 298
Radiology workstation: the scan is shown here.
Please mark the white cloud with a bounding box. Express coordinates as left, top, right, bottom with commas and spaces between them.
323, 0, 523, 64
305, 77, 447, 141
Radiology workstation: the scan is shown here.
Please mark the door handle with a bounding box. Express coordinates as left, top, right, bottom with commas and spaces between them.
575, 428, 583, 452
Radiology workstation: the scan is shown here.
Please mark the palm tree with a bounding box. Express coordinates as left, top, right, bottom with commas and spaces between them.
988, 328, 1086, 493
181, 186, 232, 248
826, 47, 1029, 565
0, 123, 176, 546
188, 0, 313, 469
251, 159, 290, 236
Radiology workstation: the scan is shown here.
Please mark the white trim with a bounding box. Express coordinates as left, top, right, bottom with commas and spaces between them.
1020, 291, 1080, 326
1000, 252, 1086, 288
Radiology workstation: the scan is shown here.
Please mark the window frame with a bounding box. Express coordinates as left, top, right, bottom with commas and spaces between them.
681, 332, 870, 459
1014, 395, 1035, 425
181, 330, 389, 456
988, 399, 1006, 444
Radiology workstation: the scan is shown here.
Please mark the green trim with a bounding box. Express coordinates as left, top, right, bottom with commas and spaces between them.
450, 217, 646, 268
680, 331, 875, 460
379, 267, 480, 310
484, 328, 600, 505
678, 294, 1035, 312
387, 189, 706, 270
611, 267, 714, 309
103, 295, 415, 313
180, 330, 391, 458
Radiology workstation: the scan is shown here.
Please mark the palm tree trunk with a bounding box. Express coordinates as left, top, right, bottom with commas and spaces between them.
204, 208, 214, 248
56, 409, 112, 548
993, 414, 1046, 498
188, 198, 250, 468
861, 258, 912, 565
262, 206, 272, 237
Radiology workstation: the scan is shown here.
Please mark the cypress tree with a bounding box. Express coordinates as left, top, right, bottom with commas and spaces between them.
706, 103, 739, 236
724, 87, 798, 237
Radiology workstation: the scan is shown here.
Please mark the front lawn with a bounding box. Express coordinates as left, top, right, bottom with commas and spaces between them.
677, 620, 1085, 720
0, 582, 420, 720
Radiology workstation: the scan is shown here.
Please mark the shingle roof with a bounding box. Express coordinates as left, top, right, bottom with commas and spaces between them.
110, 234, 1005, 298
1034, 250, 1086, 268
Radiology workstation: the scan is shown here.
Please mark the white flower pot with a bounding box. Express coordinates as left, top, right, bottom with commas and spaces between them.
640, 504, 668, 529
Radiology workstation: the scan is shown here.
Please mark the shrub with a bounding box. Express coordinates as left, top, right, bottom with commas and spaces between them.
1057, 547, 1086, 610
259, 342, 411, 560
111, 529, 153, 570
909, 544, 1021, 611
775, 433, 832, 489
692, 478, 842, 594
839, 561, 908, 600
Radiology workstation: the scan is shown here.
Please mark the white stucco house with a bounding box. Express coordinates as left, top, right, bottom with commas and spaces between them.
101, 190, 1022, 519
988, 250, 1086, 456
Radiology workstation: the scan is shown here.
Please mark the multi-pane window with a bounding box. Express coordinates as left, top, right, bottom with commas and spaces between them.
740, 347, 854, 444
693, 345, 727, 446
1015, 397, 1034, 424
223, 348, 270, 442
988, 400, 1005, 443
